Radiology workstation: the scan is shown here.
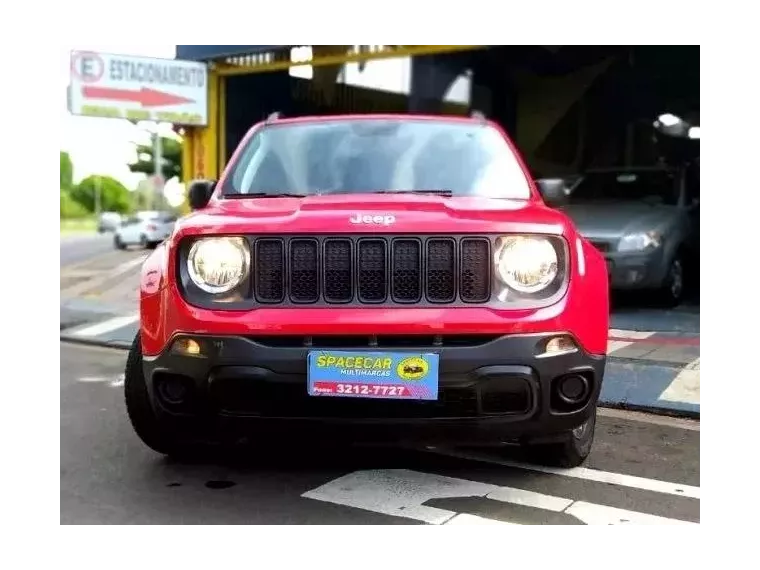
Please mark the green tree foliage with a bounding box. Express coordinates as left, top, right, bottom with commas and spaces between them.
128, 136, 183, 182
60, 151, 74, 190
71, 175, 132, 213
60, 189, 89, 219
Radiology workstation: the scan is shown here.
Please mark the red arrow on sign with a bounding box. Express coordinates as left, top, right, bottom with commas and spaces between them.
82, 86, 194, 108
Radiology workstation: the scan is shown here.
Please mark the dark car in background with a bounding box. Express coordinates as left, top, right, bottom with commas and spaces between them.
542, 165, 699, 307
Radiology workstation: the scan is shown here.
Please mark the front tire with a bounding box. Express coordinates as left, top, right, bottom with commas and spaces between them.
655, 254, 686, 308
124, 334, 197, 458
522, 407, 597, 468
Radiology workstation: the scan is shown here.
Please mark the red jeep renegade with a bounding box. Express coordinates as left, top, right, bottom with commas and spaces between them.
126, 114, 609, 467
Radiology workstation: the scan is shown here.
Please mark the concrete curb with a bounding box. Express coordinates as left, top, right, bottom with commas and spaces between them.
60, 335, 132, 351
598, 400, 699, 421
60, 335, 700, 420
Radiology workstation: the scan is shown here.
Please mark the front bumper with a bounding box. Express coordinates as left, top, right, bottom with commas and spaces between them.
605, 249, 668, 290
143, 332, 606, 445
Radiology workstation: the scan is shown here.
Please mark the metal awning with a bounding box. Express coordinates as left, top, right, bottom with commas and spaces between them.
175, 45, 289, 61
176, 40, 489, 61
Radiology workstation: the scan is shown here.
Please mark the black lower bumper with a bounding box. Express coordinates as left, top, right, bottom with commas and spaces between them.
143, 332, 606, 445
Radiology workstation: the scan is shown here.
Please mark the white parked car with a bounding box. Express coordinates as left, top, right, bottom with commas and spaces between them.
114, 211, 177, 250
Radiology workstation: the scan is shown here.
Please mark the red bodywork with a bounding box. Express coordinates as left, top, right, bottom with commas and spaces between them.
139, 115, 609, 357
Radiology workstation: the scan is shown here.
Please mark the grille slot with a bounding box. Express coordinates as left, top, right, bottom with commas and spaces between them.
255, 239, 285, 302
248, 235, 494, 306
357, 239, 387, 303
323, 239, 353, 302
426, 239, 456, 303
391, 239, 422, 303
289, 239, 319, 303
460, 238, 491, 302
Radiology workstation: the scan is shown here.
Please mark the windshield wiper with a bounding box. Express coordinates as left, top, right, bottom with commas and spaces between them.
224, 192, 310, 199
383, 189, 453, 196
223, 189, 454, 198
331, 189, 453, 197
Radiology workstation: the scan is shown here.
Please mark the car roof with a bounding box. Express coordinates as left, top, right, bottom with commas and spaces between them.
261, 113, 493, 128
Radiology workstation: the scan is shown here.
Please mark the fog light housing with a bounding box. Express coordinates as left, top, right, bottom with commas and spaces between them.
537, 335, 578, 358
556, 374, 590, 405
171, 338, 205, 357
157, 375, 190, 405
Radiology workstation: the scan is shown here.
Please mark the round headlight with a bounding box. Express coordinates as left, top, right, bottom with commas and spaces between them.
187, 237, 250, 294
495, 236, 558, 293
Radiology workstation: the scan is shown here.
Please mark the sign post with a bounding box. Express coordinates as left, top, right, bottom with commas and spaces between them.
153, 132, 163, 210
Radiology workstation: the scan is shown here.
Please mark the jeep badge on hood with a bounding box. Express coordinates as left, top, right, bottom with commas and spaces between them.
349, 214, 396, 226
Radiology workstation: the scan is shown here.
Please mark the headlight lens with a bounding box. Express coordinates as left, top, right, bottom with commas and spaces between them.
187, 237, 250, 294
495, 236, 559, 294
618, 231, 662, 252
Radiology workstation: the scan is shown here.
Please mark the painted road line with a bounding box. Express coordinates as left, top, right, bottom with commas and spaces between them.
75, 373, 125, 386
610, 335, 700, 347
444, 514, 517, 525
69, 315, 140, 338
609, 329, 656, 339
302, 469, 696, 525
607, 329, 656, 354
61, 255, 147, 298
61, 249, 140, 275
659, 358, 700, 405
565, 501, 695, 525
420, 449, 699, 499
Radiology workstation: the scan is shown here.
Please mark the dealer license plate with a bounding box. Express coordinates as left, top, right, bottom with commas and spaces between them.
307, 350, 439, 400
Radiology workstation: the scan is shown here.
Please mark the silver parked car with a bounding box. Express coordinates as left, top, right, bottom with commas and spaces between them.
97, 211, 123, 233
540, 166, 699, 307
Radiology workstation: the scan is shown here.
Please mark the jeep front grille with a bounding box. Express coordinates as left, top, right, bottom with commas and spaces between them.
252, 235, 491, 306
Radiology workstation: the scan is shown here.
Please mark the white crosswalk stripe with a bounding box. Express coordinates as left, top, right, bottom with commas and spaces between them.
302, 466, 699, 525
69, 315, 139, 338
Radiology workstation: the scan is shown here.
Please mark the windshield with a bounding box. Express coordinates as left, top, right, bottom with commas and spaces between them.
569, 170, 679, 205
222, 119, 532, 199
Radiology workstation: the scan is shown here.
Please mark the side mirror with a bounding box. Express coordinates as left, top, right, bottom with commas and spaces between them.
188, 179, 216, 211
536, 178, 569, 206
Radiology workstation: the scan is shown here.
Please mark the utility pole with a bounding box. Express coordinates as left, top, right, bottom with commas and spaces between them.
94, 174, 101, 217
152, 129, 163, 211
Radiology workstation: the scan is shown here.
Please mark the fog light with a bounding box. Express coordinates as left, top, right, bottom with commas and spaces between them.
537, 335, 578, 358
626, 270, 644, 283
158, 376, 189, 405
557, 374, 590, 404
172, 338, 204, 357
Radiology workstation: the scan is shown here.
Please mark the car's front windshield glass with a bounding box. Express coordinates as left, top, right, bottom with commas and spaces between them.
569, 170, 679, 206
221, 119, 532, 200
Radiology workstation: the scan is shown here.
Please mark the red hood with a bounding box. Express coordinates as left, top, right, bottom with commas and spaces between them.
173, 194, 573, 239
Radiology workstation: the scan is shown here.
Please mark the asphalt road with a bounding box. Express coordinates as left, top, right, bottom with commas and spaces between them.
60, 233, 114, 267
61, 342, 700, 525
